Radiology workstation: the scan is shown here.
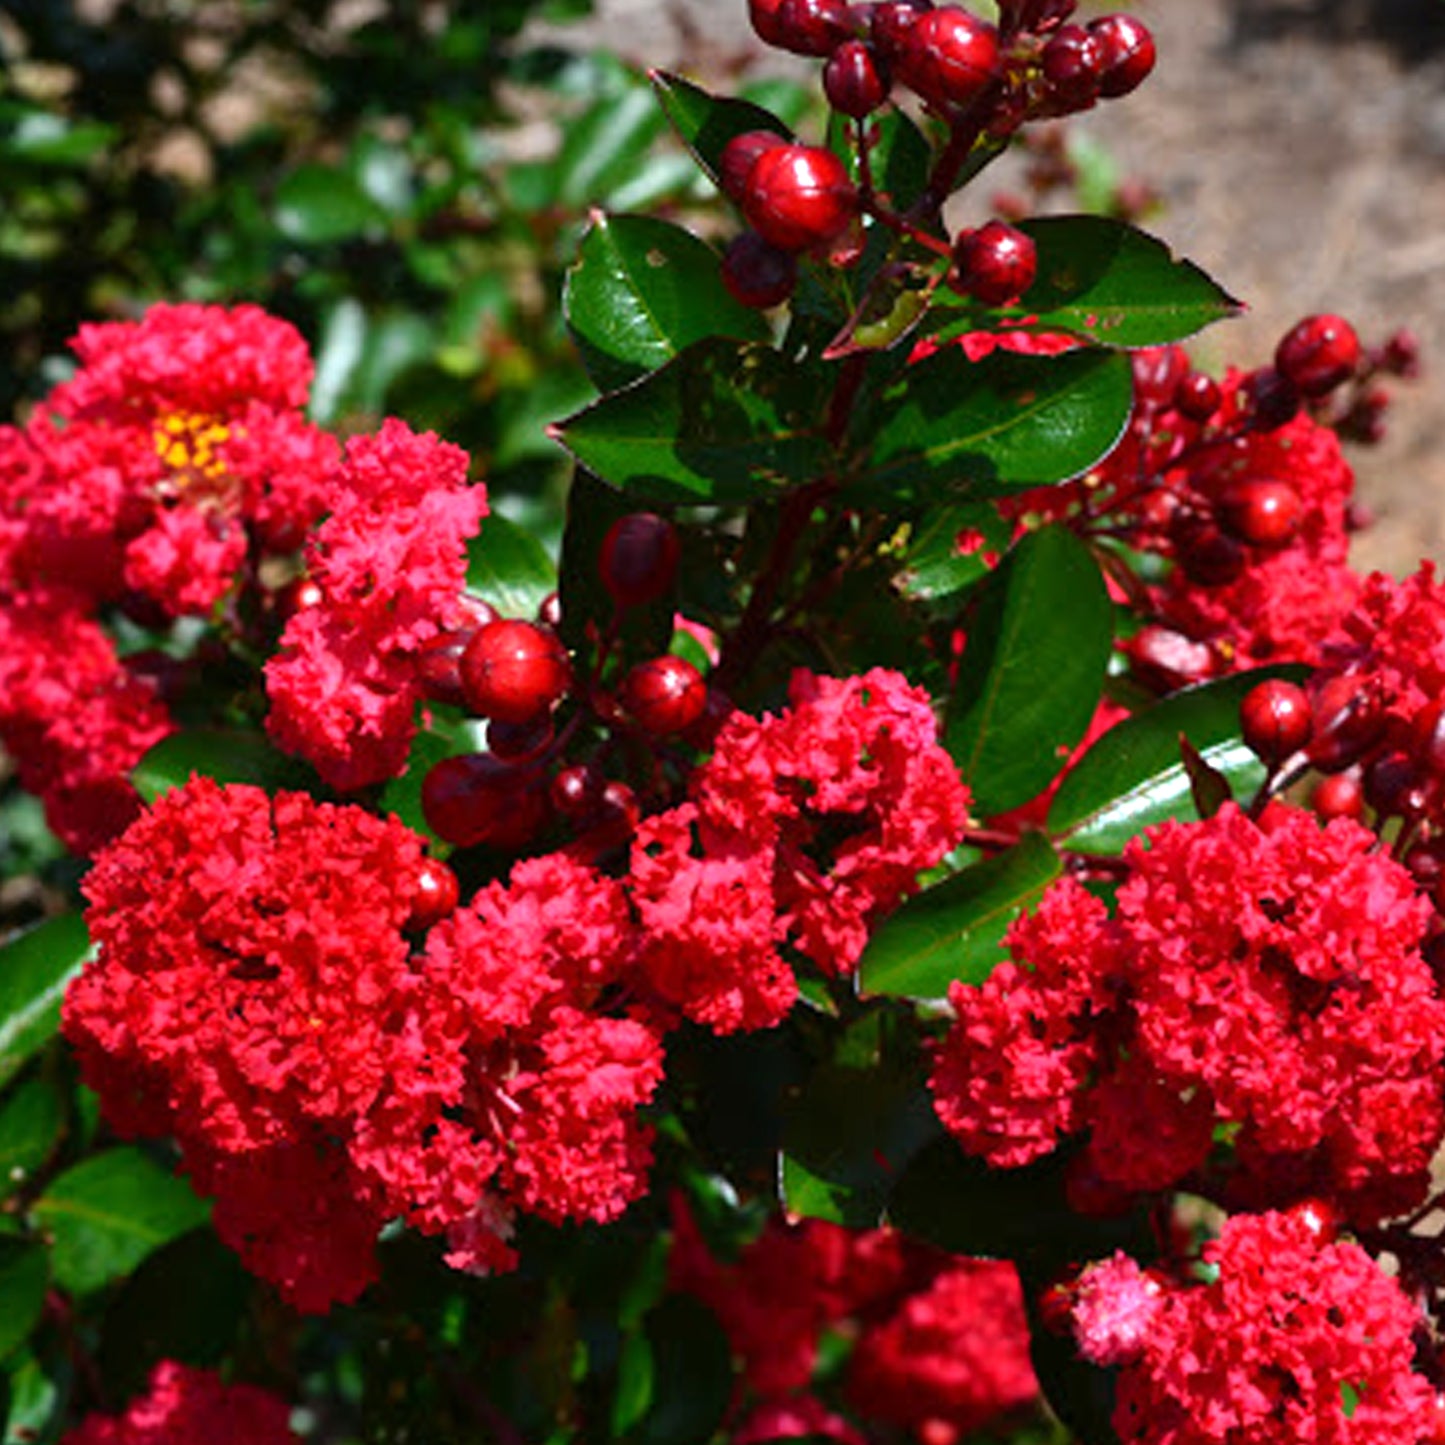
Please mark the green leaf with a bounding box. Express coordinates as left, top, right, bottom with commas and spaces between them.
0, 915, 92, 1092
630, 1296, 733, 1445
780, 1057, 939, 1229
33, 1148, 209, 1297
851, 346, 1133, 502
649, 71, 792, 188
859, 834, 1063, 1002
564, 213, 768, 392
467, 513, 558, 621
1, 112, 117, 166
274, 164, 385, 244
996, 215, 1243, 347
1046, 666, 1310, 854
0, 1079, 62, 1202
553, 86, 668, 211
551, 339, 829, 504
132, 729, 311, 804
0, 1238, 47, 1362
946, 526, 1114, 816
897, 501, 1013, 603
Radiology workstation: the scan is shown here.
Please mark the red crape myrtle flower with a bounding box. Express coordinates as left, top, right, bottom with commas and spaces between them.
60, 1359, 298, 1445
1, 302, 336, 614
1111, 1208, 1434, 1445
66, 780, 663, 1310
265, 418, 488, 789
632, 668, 970, 1032
932, 802, 1445, 1223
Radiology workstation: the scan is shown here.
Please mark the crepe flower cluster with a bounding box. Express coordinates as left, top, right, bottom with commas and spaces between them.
1098, 1208, 1435, 1445
0, 304, 338, 854
668, 1200, 1039, 1443
264, 417, 488, 789
931, 802, 1445, 1223
60, 1360, 298, 1445
64, 779, 663, 1312
631, 668, 971, 1032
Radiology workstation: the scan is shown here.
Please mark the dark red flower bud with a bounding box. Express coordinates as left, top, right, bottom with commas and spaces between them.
1237, 366, 1302, 431
870, 0, 934, 62
550, 763, 606, 820
741, 143, 858, 253
719, 129, 789, 202
1170, 514, 1247, 588
721, 232, 799, 309
1217, 480, 1303, 549
894, 6, 1001, 110
407, 856, 460, 930
953, 220, 1038, 306
599, 512, 682, 610
1174, 370, 1222, 423
421, 753, 547, 850
1088, 13, 1156, 97
774, 0, 858, 56
824, 39, 891, 116
619, 655, 710, 734
460, 619, 572, 725
1240, 679, 1311, 766
1041, 24, 1104, 107
1275, 314, 1361, 397
1131, 345, 1188, 407
1310, 769, 1364, 821
1307, 673, 1387, 773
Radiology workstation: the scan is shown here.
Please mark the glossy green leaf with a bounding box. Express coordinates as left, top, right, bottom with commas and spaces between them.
649, 71, 792, 188
859, 833, 1063, 1002
3, 113, 117, 166
850, 346, 1133, 502
564, 213, 768, 392
1047, 667, 1310, 853
467, 513, 558, 621
34, 1148, 209, 1297
897, 501, 1014, 602
0, 1238, 47, 1362
946, 526, 1114, 816
553, 86, 668, 210
274, 164, 384, 244
780, 1056, 939, 1229
551, 339, 829, 504
996, 215, 1243, 347
0, 1079, 62, 1202
0, 915, 92, 1091
133, 729, 311, 804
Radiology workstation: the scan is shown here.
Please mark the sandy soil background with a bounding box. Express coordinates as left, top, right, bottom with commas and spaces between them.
543, 0, 1445, 577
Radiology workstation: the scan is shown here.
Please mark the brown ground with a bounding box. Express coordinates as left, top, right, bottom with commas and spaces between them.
549, 0, 1445, 577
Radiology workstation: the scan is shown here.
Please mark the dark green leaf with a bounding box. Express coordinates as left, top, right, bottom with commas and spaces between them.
946, 526, 1114, 816
897, 501, 1013, 603
780, 1057, 939, 1228
649, 71, 793, 188
851, 346, 1133, 502
274, 164, 385, 244
1047, 667, 1310, 854
34, 1148, 209, 1297
0, 915, 92, 1091
0, 1079, 62, 1202
551, 339, 829, 504
0, 1239, 47, 1362
1180, 733, 1233, 818
630, 1295, 733, 1445
565, 213, 768, 392
133, 729, 311, 804
467, 513, 558, 621
998, 215, 1243, 347
859, 834, 1063, 1002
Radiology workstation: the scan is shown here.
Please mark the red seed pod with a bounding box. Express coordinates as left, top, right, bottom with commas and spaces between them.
953, 220, 1038, 306
824, 39, 891, 116
1240, 679, 1312, 767
774, 0, 857, 56
619, 655, 710, 735
721, 231, 799, 309
1216, 479, 1303, 549
749, 0, 789, 45
407, 856, 460, 931
1275, 314, 1362, 397
486, 713, 555, 763
719, 129, 789, 202
869, 0, 934, 62
460, 619, 572, 725
1088, 13, 1156, 97
421, 753, 547, 850
894, 6, 1001, 111
1041, 24, 1104, 108
599, 512, 682, 610
741, 143, 859, 253
416, 626, 477, 707
1307, 673, 1388, 773
1364, 749, 1426, 819
1310, 769, 1364, 821
1130, 345, 1188, 407
1174, 371, 1222, 423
